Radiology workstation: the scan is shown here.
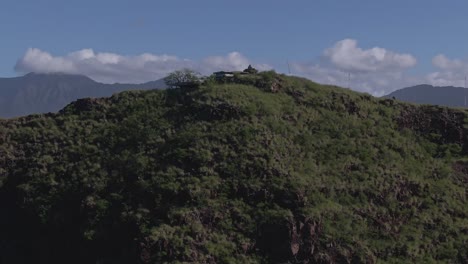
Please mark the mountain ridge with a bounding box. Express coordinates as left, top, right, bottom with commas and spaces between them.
385, 84, 468, 107
0, 72, 166, 118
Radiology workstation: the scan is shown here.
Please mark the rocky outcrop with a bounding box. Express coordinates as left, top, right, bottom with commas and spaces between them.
396, 105, 468, 147
258, 216, 323, 263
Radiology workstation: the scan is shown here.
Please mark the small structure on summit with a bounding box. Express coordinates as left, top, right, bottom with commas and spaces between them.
213, 65, 258, 80
243, 65, 258, 74
213, 71, 235, 79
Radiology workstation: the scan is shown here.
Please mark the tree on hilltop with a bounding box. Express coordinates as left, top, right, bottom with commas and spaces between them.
164, 69, 202, 88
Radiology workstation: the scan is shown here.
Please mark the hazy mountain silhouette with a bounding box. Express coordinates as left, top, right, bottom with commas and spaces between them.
0, 73, 166, 118
386, 84, 468, 107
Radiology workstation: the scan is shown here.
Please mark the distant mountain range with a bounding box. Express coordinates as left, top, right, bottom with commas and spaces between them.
4, 74, 466, 119
385, 84, 468, 108
0, 73, 166, 118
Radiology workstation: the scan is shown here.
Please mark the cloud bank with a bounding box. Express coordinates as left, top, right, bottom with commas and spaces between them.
292, 39, 468, 96
15, 40, 468, 96
15, 48, 271, 84
324, 39, 417, 73
427, 54, 468, 87
292, 39, 421, 96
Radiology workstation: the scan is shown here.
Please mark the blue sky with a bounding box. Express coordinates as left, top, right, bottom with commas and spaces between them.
2, 0, 468, 95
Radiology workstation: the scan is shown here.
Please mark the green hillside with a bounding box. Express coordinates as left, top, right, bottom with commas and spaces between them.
0, 72, 467, 263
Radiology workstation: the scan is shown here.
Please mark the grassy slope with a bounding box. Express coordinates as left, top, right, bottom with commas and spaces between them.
0, 72, 467, 263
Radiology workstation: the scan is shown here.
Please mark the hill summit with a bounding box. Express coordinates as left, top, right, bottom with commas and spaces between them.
0, 71, 467, 263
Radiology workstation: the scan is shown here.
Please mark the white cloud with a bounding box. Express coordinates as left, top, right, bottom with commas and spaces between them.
292, 39, 420, 96
425, 72, 461, 87
69, 49, 95, 60
324, 39, 417, 73
432, 54, 464, 70
203, 52, 250, 71
17, 42, 468, 96
16, 48, 76, 73
203, 52, 272, 72
426, 54, 468, 87
292, 62, 422, 96
294, 45, 468, 95
15, 48, 271, 84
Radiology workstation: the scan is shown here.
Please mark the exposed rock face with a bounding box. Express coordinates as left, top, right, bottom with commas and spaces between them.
258, 215, 369, 264
396, 105, 467, 147
269, 79, 282, 93
452, 161, 468, 185
288, 216, 323, 262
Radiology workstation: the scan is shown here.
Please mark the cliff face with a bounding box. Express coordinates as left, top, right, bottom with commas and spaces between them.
0, 73, 467, 263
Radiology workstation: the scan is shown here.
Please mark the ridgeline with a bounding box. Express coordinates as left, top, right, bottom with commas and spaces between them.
0, 71, 467, 263
385, 84, 468, 108
0, 73, 166, 118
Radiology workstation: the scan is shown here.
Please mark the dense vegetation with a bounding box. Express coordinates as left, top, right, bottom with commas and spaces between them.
0, 72, 467, 263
